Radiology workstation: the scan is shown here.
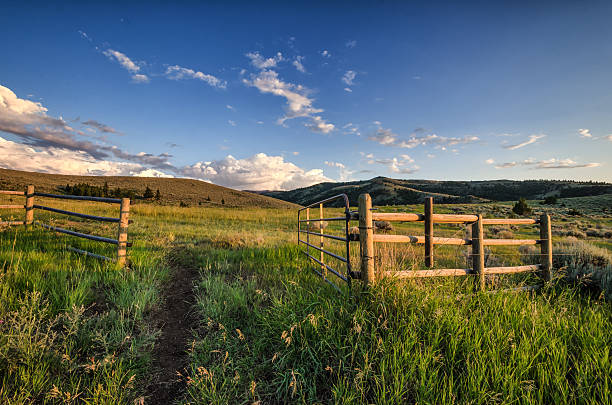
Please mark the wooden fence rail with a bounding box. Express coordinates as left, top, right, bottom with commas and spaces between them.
355, 193, 553, 291
0, 186, 131, 266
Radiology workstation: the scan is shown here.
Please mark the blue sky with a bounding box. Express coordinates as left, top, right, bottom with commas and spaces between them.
1, 1, 611, 190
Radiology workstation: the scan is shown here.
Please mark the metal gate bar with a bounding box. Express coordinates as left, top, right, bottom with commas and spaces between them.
297, 194, 354, 292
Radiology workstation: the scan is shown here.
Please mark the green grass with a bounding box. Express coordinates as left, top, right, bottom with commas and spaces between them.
0, 198, 610, 404
177, 244, 611, 404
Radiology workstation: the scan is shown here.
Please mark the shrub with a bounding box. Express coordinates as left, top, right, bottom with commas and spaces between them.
374, 220, 393, 232
512, 198, 531, 216
308, 221, 328, 231
542, 195, 558, 205
553, 238, 612, 299
568, 208, 582, 216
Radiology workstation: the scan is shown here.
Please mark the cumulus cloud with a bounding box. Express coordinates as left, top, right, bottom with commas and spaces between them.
368, 125, 479, 149
503, 134, 545, 150
578, 128, 592, 138
242, 67, 334, 134
293, 56, 306, 73
181, 153, 330, 190
494, 158, 601, 170
0, 84, 174, 170
342, 70, 356, 86
0, 136, 170, 177
246, 51, 283, 70
320, 50, 331, 58
165, 65, 226, 89
102, 49, 149, 83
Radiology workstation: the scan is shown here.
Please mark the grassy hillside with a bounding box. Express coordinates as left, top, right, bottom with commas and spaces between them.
262, 176, 612, 207
0, 168, 296, 209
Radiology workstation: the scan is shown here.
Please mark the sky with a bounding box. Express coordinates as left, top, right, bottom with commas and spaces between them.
1, 1, 611, 190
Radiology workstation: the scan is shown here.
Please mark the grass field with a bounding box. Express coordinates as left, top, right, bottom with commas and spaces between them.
0, 196, 610, 404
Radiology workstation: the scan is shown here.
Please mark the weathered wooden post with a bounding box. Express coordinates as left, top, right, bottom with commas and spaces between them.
539, 213, 553, 282
117, 198, 130, 267
424, 197, 434, 267
471, 214, 485, 291
359, 193, 375, 285
25, 185, 34, 226
319, 203, 326, 279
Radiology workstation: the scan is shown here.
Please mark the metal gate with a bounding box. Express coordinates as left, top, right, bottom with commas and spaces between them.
297, 194, 356, 292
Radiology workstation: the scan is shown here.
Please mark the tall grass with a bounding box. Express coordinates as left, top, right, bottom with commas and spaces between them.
179, 243, 611, 404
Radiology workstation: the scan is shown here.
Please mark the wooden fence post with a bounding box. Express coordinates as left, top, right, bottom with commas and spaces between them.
117, 198, 130, 267
472, 214, 485, 291
319, 203, 326, 279
359, 193, 375, 285
424, 197, 434, 267
25, 185, 34, 226
539, 213, 553, 282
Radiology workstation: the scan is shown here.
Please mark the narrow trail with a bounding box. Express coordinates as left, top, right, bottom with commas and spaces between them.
146, 248, 199, 404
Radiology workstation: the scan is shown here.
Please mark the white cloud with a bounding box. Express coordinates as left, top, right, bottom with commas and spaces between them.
226, 104, 235, 111
246, 51, 283, 70
103, 49, 149, 83
494, 157, 601, 170
371, 155, 419, 174
342, 70, 356, 86
293, 56, 306, 73
181, 153, 330, 190
344, 87, 352, 93
325, 161, 345, 168
346, 40, 357, 48
0, 85, 174, 170
165, 65, 226, 89
131, 74, 150, 83
578, 128, 592, 138
607, 135, 612, 142
503, 134, 545, 150
320, 50, 331, 58
243, 68, 334, 134
368, 125, 479, 149
0, 136, 170, 177
228, 120, 236, 126
485, 158, 495, 164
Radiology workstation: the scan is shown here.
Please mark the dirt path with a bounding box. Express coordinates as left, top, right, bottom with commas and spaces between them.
145, 249, 199, 404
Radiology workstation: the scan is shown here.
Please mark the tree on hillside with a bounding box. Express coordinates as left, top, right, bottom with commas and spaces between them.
512, 198, 531, 216
155, 189, 161, 201
143, 186, 154, 199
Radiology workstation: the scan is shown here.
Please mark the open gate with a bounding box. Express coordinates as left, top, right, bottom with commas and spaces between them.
297, 194, 357, 292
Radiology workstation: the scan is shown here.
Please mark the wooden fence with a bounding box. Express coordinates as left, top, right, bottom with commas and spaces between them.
0, 185, 131, 266
357, 194, 552, 291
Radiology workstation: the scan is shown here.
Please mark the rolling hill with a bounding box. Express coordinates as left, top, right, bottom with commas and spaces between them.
0, 168, 296, 209
261, 176, 612, 206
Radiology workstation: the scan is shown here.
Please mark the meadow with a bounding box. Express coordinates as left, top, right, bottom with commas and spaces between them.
0, 194, 610, 404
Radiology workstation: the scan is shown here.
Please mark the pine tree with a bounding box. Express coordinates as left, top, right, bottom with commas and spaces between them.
512, 198, 531, 216
143, 186, 154, 199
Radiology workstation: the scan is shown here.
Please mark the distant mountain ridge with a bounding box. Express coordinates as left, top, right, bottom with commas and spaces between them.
260, 177, 612, 206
